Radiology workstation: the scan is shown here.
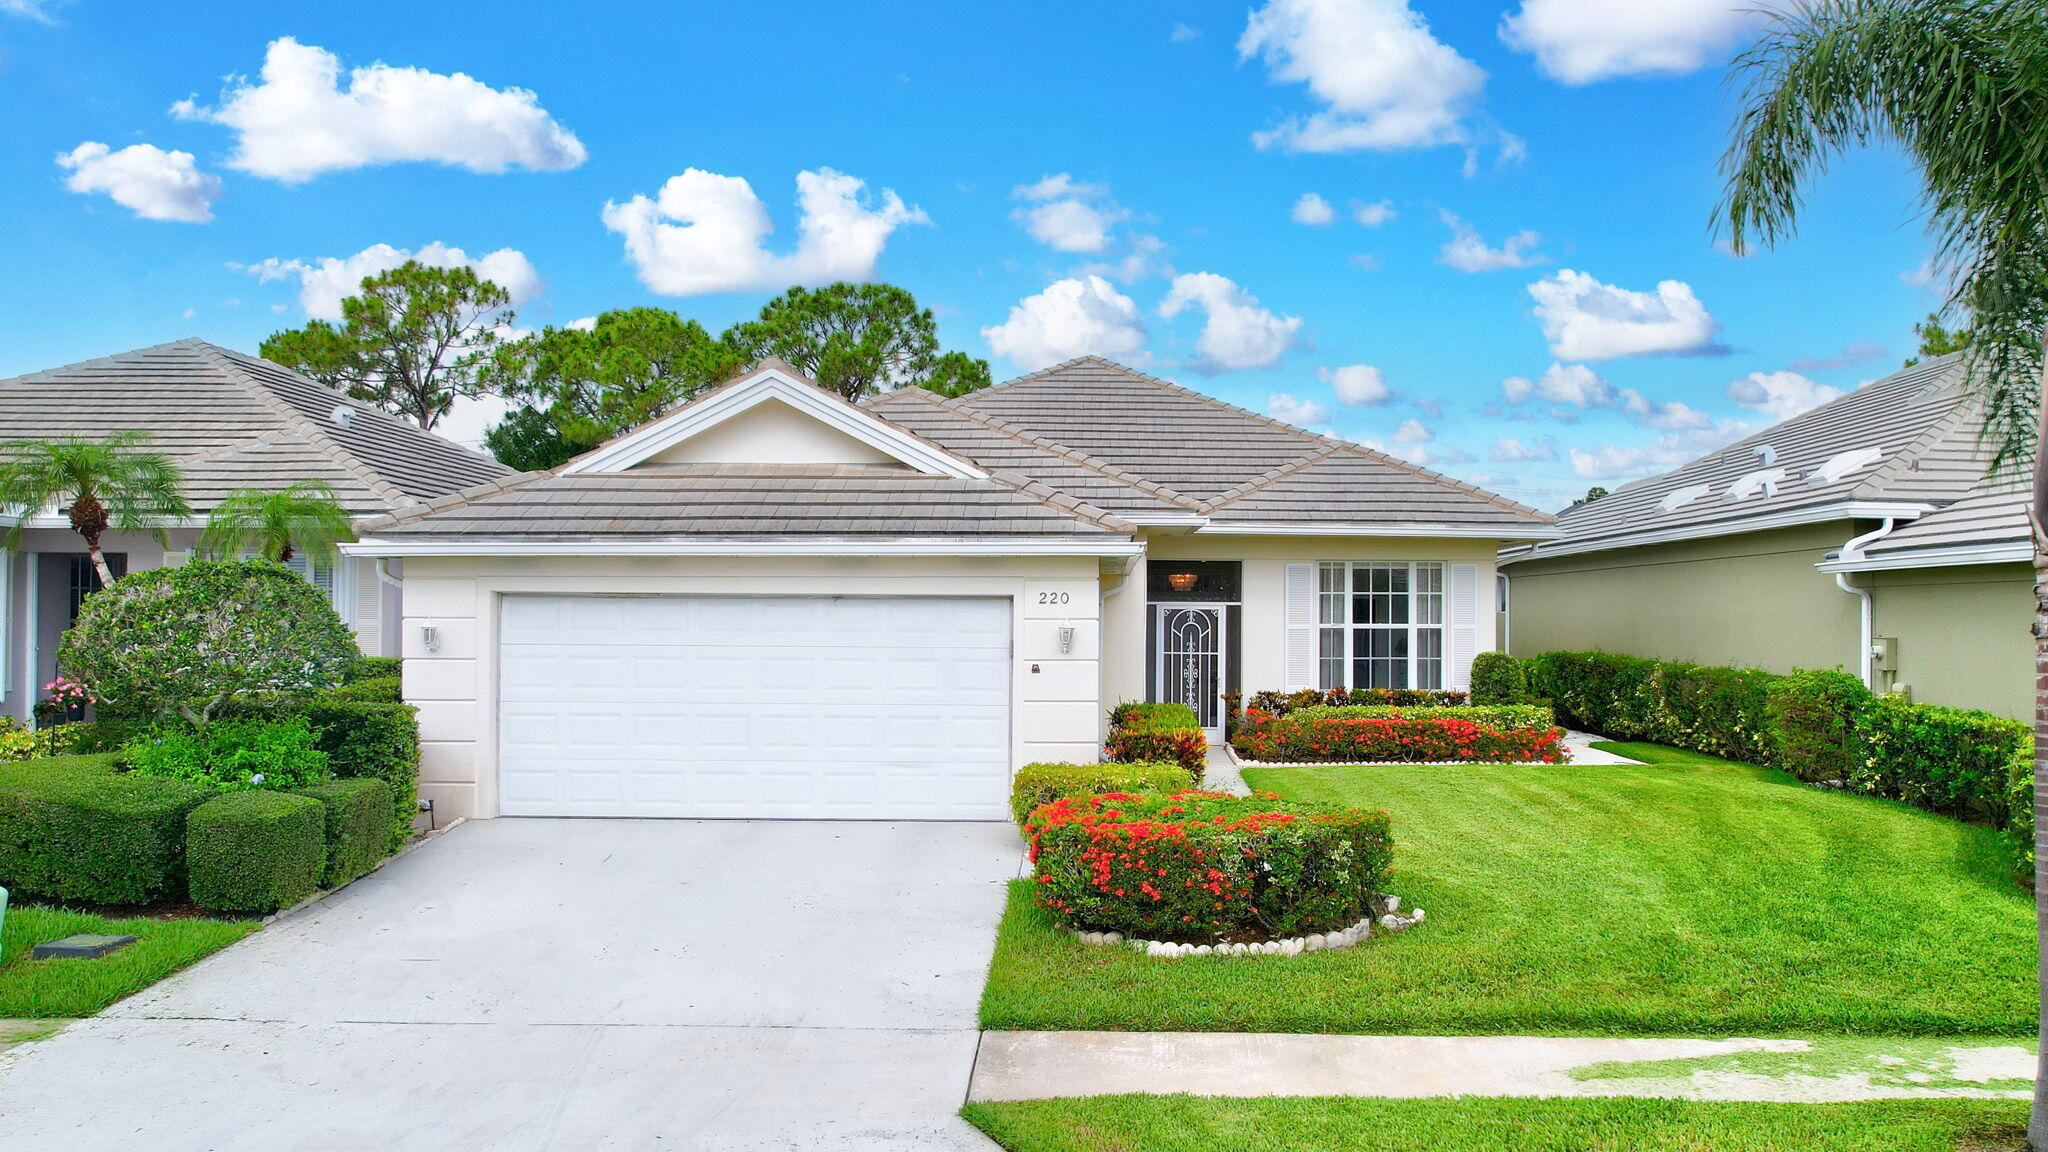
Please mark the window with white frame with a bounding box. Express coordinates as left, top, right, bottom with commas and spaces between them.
1316, 561, 1445, 690
281, 554, 340, 610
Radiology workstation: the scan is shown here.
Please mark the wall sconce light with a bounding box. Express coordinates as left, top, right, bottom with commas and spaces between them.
1057, 624, 1075, 655
421, 625, 440, 653
1166, 572, 1199, 592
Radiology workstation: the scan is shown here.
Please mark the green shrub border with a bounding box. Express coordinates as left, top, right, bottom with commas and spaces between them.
0, 754, 208, 905
185, 790, 326, 913
295, 777, 394, 888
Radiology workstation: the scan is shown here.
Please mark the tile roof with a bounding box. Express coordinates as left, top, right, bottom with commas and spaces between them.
0, 339, 512, 515
1858, 481, 2030, 560
1507, 355, 1984, 560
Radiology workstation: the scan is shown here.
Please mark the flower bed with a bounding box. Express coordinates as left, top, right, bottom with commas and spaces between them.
1231, 709, 1567, 764
1231, 687, 1470, 720
1027, 790, 1391, 944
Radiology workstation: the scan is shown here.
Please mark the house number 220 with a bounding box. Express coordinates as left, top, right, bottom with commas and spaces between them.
1037, 591, 1071, 605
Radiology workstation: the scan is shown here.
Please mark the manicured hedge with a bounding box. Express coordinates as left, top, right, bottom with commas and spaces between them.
344, 657, 402, 683
186, 791, 326, 913
296, 777, 394, 888
300, 701, 420, 852
1287, 703, 1555, 729
1108, 701, 1199, 731
1028, 790, 1392, 943
1232, 711, 1567, 764
316, 676, 402, 704
0, 755, 209, 905
1236, 688, 1470, 719
1853, 695, 2029, 824
1468, 651, 1529, 705
1104, 726, 1206, 779
2007, 755, 2035, 887
1766, 669, 1871, 784
1008, 760, 1196, 826
1526, 651, 1777, 764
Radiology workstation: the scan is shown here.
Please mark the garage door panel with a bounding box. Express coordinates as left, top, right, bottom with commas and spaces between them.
498, 596, 1012, 819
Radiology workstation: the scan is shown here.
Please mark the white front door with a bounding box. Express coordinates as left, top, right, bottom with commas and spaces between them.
496, 595, 1012, 819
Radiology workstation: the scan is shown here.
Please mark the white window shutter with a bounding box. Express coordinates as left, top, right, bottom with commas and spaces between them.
160, 550, 189, 568
351, 556, 382, 656
1448, 562, 1479, 691
1284, 562, 1315, 690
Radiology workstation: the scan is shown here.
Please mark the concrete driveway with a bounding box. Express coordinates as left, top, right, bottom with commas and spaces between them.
0, 818, 1019, 1150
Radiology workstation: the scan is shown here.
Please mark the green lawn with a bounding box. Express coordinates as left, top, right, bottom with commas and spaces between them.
962, 1096, 2027, 1152
0, 905, 255, 1017
979, 745, 2036, 1036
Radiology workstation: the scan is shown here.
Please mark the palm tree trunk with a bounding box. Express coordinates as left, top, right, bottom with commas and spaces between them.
2030, 332, 2048, 1152
86, 543, 114, 590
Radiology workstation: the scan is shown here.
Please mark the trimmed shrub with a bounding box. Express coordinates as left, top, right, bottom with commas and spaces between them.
301, 701, 420, 852
316, 676, 402, 704
0, 754, 208, 904
1108, 701, 1199, 731
1766, 670, 1872, 784
186, 791, 325, 913
123, 717, 332, 793
1008, 760, 1196, 826
344, 657, 402, 683
2006, 753, 2034, 888
295, 777, 394, 888
1468, 651, 1528, 705
59, 560, 359, 725
1232, 711, 1567, 764
1288, 703, 1555, 729
1028, 790, 1393, 943
1853, 695, 2030, 823
1244, 688, 1469, 718
1104, 726, 1206, 780
1525, 651, 1777, 764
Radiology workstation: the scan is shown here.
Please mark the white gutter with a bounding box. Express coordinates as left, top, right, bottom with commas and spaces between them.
1196, 521, 1563, 541
373, 557, 404, 588
1831, 518, 1900, 688
1818, 540, 2031, 573
342, 536, 1147, 559
1499, 500, 1931, 565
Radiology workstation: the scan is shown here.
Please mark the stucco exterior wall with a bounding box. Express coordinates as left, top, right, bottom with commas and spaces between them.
1868, 562, 2032, 721
1100, 533, 1502, 707
396, 553, 1103, 820
1503, 522, 1868, 677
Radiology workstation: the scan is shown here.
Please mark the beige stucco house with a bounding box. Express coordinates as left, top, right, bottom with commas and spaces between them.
0, 340, 511, 721
1500, 354, 2033, 721
349, 357, 1557, 821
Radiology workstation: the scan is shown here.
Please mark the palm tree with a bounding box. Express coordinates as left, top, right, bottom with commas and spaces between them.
0, 431, 190, 588
197, 480, 357, 564
1716, 0, 2048, 1141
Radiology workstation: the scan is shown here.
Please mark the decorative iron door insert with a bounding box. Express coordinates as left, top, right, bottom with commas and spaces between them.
1155, 604, 1226, 732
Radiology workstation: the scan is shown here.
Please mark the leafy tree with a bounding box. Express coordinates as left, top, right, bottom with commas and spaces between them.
1571, 486, 1609, 507
198, 480, 357, 564
1715, 0, 2047, 1140
1904, 311, 1973, 366
721, 282, 992, 401
58, 560, 358, 726
261, 261, 512, 431
483, 405, 587, 473
481, 308, 741, 459
0, 431, 189, 588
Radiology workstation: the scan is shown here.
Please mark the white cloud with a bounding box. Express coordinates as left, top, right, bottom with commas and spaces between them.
1527, 269, 1720, 361
1726, 370, 1843, 422
1291, 192, 1337, 226
56, 142, 222, 223
564, 315, 599, 332
1351, 198, 1396, 226
1348, 253, 1381, 271
1390, 417, 1433, 445
1170, 22, 1202, 42
1321, 363, 1392, 406
1437, 210, 1546, 272
1239, 0, 1486, 154
1012, 173, 1123, 254
1500, 361, 1709, 429
1568, 420, 1753, 480
171, 37, 584, 184
435, 392, 518, 452
1158, 272, 1305, 373
602, 167, 927, 297
237, 241, 544, 321
1490, 435, 1556, 462
3, 0, 56, 21
981, 275, 1148, 371
1267, 393, 1332, 428
1789, 339, 1886, 373
1618, 390, 1710, 430
1501, 0, 1771, 85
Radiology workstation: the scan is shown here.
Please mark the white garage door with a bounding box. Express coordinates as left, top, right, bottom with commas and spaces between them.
497, 595, 1012, 819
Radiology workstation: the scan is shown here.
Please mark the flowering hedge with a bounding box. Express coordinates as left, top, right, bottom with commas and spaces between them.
1231, 687, 1470, 721
1009, 760, 1195, 826
1028, 790, 1392, 942
1286, 703, 1555, 729
1104, 726, 1206, 778
1231, 709, 1567, 764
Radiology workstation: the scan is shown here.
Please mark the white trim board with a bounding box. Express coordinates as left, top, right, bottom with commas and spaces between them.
345, 536, 1146, 558
1498, 500, 1932, 564
1818, 541, 2031, 573
561, 367, 988, 480
1199, 521, 1561, 541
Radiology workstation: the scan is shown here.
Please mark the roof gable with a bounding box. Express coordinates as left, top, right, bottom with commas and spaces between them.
562, 361, 987, 480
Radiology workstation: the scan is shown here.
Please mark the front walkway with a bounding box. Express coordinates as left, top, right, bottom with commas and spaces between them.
0, 818, 1020, 1151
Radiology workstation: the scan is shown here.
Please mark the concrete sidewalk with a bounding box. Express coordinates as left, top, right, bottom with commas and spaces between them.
968, 1031, 2034, 1104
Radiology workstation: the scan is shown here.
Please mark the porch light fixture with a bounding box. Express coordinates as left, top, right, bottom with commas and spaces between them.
1166, 572, 1199, 592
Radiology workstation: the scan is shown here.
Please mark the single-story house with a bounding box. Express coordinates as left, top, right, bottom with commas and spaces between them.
348, 357, 1559, 821
1499, 353, 2033, 721
0, 339, 512, 719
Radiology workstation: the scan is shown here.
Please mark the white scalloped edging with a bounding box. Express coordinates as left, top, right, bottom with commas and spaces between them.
1070, 896, 1427, 958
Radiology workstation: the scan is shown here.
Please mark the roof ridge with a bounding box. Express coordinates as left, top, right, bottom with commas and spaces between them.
979, 467, 1136, 535
188, 343, 416, 511
895, 387, 1204, 511
1851, 374, 1980, 499
1195, 447, 1339, 512
351, 469, 544, 534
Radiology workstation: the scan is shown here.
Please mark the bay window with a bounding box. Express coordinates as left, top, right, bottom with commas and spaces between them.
1315, 561, 1445, 690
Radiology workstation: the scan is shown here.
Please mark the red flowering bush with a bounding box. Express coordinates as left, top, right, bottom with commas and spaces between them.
1104, 726, 1206, 779
1237, 687, 1470, 720
1232, 709, 1568, 764
1028, 790, 1392, 943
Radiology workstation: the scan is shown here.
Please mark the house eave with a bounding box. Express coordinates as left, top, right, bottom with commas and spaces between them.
342, 535, 1145, 559
1499, 500, 1933, 565
1196, 520, 1562, 541
1817, 540, 2031, 573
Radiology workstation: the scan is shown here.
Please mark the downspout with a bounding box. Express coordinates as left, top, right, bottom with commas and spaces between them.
373, 557, 403, 589
1833, 518, 1899, 689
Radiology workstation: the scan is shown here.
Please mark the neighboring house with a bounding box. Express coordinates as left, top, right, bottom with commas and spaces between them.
347, 357, 1558, 821
1500, 354, 2032, 721
0, 339, 512, 720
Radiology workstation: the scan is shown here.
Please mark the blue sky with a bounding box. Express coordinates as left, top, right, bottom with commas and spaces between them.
0, 0, 1940, 510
